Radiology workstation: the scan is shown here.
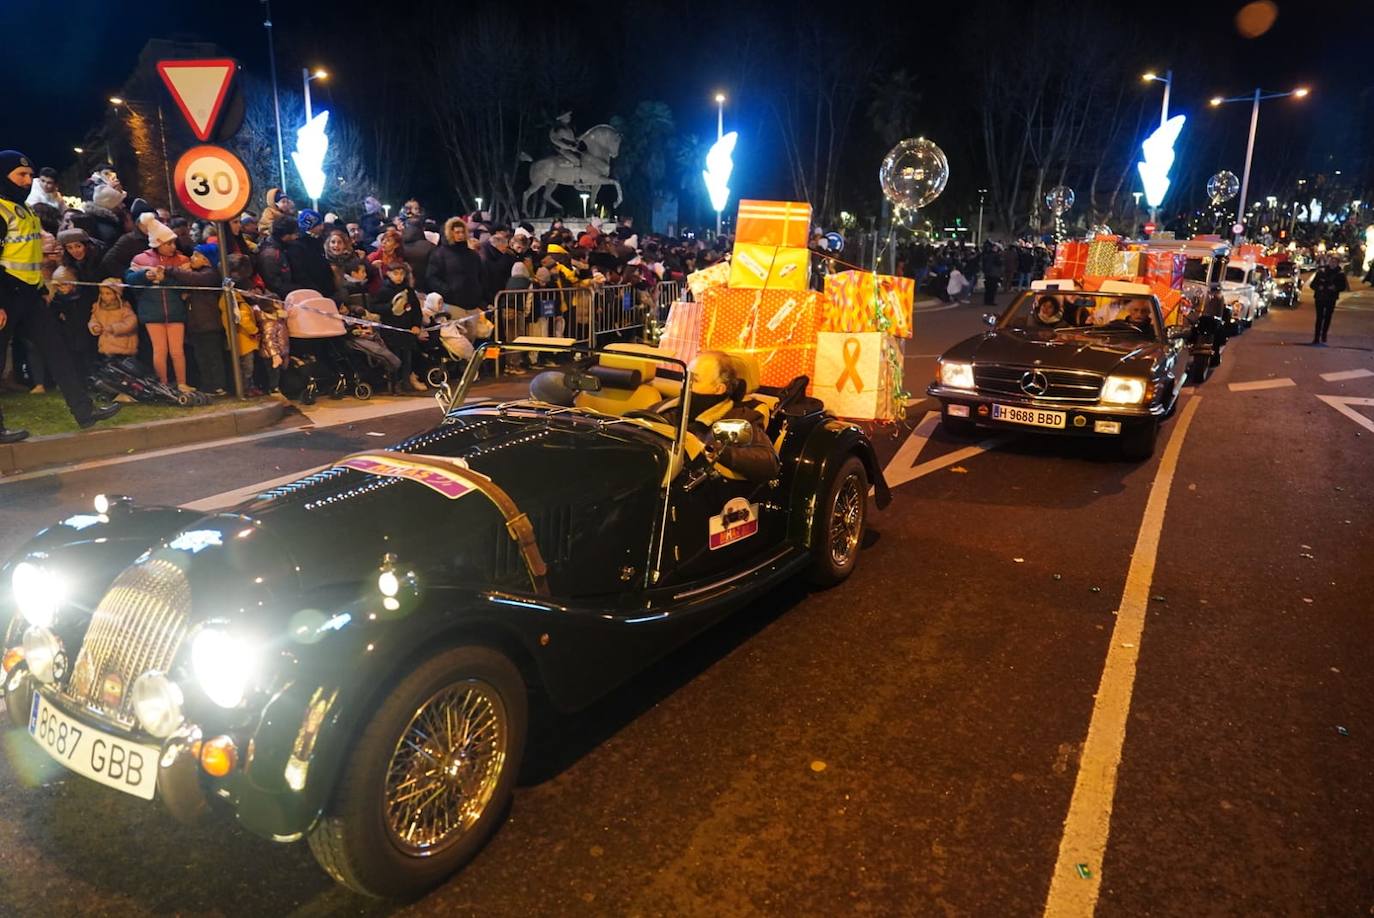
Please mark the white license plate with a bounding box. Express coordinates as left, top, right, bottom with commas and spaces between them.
29, 692, 159, 800
991, 404, 1065, 429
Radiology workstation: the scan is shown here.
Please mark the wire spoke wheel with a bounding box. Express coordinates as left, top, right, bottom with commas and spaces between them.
383, 680, 507, 856
828, 471, 864, 568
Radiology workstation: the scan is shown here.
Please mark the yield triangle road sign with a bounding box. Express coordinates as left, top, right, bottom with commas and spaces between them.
157, 59, 237, 141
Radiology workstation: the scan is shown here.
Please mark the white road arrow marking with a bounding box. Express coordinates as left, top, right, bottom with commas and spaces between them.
882, 410, 1011, 489
1315, 395, 1374, 435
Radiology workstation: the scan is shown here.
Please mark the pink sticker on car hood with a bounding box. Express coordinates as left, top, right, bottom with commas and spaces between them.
338, 454, 477, 500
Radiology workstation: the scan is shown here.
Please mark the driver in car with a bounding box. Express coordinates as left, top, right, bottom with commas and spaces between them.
1121, 298, 1155, 334
661, 351, 780, 484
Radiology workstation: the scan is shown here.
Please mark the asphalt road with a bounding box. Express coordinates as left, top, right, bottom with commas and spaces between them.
0, 283, 1371, 917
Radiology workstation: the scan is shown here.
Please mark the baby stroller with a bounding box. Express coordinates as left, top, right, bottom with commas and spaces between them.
91, 356, 211, 407
283, 289, 393, 402
417, 294, 492, 388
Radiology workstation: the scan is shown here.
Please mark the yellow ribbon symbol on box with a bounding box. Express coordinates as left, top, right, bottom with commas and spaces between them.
835, 336, 864, 393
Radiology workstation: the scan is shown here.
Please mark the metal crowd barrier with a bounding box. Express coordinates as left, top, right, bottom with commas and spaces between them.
490, 283, 635, 373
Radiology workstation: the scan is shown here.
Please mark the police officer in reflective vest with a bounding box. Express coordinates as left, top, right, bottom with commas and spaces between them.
0, 150, 119, 442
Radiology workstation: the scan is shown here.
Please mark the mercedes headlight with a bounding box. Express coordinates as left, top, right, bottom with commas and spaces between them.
939, 360, 975, 390
191, 628, 256, 708
1101, 376, 1148, 405
11, 561, 65, 629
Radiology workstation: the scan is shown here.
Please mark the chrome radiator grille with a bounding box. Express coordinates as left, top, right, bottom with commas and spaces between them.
973, 365, 1104, 402
64, 558, 191, 726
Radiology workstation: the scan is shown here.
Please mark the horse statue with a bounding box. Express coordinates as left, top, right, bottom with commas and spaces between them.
521, 123, 623, 216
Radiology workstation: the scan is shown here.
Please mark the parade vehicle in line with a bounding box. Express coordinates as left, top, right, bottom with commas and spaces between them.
1272, 260, 1301, 308
927, 284, 1195, 460
0, 341, 889, 899
1222, 261, 1267, 325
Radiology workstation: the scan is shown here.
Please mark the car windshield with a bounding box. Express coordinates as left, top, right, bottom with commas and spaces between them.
1224, 266, 1250, 283
1276, 262, 1296, 277
1001, 292, 1160, 339
1180, 258, 1212, 282
444, 340, 691, 441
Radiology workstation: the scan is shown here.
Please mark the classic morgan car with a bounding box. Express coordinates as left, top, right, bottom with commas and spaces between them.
0, 342, 889, 899
927, 285, 1195, 460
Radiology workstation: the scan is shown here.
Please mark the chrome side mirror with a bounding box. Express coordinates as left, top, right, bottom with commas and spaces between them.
710, 418, 752, 446
982, 313, 998, 328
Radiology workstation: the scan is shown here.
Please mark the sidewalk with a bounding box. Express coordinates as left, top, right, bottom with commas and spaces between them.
0, 374, 536, 476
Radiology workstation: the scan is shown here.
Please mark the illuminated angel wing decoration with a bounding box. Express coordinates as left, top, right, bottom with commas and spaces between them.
291, 110, 330, 203
703, 131, 738, 213
1137, 114, 1186, 209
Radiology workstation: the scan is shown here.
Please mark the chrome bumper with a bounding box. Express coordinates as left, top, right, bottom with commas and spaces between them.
926, 385, 1163, 419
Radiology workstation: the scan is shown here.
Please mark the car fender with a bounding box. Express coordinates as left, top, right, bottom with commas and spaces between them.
233, 587, 548, 840
786, 418, 890, 549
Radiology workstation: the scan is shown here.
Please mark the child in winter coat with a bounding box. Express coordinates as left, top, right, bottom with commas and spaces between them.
48, 266, 94, 379
375, 261, 427, 392
227, 254, 277, 394
88, 278, 138, 358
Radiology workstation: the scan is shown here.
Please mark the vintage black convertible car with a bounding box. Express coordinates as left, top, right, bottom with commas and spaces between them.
0, 342, 889, 898
927, 286, 1196, 460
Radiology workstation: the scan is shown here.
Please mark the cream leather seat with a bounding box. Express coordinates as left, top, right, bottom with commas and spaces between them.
571, 345, 665, 416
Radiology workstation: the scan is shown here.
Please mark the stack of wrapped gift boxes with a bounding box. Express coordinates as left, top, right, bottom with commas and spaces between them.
660, 198, 914, 421
1044, 236, 1191, 324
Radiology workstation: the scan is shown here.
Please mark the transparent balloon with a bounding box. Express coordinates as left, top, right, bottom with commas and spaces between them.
1207, 171, 1240, 205
1088, 222, 1113, 238
880, 138, 949, 210
1045, 185, 1075, 215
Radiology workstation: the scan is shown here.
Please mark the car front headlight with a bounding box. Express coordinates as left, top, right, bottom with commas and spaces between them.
191, 628, 256, 708
1101, 375, 1148, 405
11, 561, 65, 629
131, 672, 185, 738
939, 360, 976, 390
22, 626, 63, 684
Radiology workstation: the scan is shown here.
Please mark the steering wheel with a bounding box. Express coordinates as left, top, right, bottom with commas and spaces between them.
624, 409, 672, 426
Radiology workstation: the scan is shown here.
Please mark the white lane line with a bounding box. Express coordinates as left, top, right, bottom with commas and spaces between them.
882, 411, 1012, 489
1315, 395, 1374, 434
1043, 395, 1203, 918
1319, 368, 1374, 382
1227, 377, 1297, 392
182, 464, 333, 512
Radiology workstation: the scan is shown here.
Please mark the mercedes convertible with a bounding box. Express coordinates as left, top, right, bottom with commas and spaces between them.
0, 341, 889, 899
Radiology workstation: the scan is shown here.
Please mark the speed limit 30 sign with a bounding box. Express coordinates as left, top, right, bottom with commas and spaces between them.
173, 145, 251, 221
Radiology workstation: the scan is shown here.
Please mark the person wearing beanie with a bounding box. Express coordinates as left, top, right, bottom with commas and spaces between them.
57, 228, 106, 376
261, 187, 295, 232
288, 210, 333, 294
99, 206, 158, 277
125, 216, 192, 389
169, 245, 228, 395
0, 149, 118, 438
82, 183, 127, 248
256, 216, 301, 298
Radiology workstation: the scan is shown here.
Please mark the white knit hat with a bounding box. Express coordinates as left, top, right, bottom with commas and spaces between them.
145, 217, 177, 248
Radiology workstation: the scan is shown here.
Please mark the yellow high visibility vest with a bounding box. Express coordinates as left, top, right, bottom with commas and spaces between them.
0, 197, 44, 285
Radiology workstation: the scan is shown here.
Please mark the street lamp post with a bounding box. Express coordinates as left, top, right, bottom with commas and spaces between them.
714, 92, 726, 237
1210, 86, 1309, 243
976, 188, 988, 246
109, 97, 174, 213
579, 192, 590, 219
261, 0, 287, 193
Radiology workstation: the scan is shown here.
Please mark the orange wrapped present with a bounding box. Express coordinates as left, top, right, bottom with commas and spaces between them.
736, 199, 812, 247
1053, 241, 1089, 279
821, 270, 914, 338
699, 287, 819, 387
728, 242, 809, 290
1148, 280, 1186, 324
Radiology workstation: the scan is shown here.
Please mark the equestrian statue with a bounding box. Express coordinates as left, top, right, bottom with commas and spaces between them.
521, 113, 623, 216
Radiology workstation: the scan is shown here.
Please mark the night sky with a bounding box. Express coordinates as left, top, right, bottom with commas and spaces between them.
6, 0, 1368, 221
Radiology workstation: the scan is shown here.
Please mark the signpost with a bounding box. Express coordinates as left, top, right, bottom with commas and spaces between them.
160, 58, 249, 400
1144, 221, 1156, 236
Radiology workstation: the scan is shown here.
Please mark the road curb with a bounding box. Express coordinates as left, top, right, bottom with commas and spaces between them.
0, 397, 293, 475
